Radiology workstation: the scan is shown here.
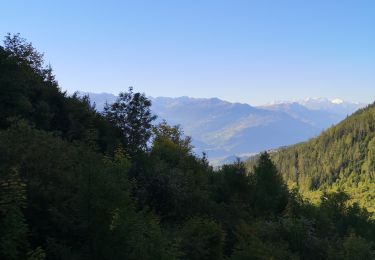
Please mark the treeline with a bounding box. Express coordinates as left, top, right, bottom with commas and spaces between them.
1, 34, 374, 259
250, 101, 375, 214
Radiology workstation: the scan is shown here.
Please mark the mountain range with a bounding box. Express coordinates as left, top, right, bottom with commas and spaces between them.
81, 92, 365, 164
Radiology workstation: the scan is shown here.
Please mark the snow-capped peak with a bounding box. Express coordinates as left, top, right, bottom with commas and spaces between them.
330, 98, 344, 105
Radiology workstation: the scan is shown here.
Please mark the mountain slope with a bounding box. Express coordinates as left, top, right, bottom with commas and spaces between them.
82, 92, 364, 162
150, 96, 321, 158
261, 102, 346, 129
250, 102, 375, 213
3, 34, 374, 259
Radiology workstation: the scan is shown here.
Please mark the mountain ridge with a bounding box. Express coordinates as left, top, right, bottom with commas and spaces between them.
80, 92, 366, 164
249, 102, 375, 214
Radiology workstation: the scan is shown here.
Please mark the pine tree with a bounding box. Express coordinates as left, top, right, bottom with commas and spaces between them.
252, 152, 289, 215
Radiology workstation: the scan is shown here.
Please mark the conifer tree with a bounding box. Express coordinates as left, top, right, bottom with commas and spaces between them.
252, 152, 289, 215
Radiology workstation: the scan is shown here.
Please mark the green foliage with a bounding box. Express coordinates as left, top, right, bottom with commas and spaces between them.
0, 122, 176, 259
231, 221, 299, 260
3, 33, 48, 78
247, 103, 375, 215
104, 87, 157, 156
153, 120, 193, 155
1, 34, 374, 259
179, 217, 225, 260
252, 152, 289, 215
0, 167, 29, 259
342, 233, 374, 260
138, 122, 212, 222
27, 247, 46, 260
0, 34, 123, 153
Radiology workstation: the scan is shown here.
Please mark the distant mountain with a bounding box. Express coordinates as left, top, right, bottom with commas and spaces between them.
80, 92, 117, 110
249, 102, 375, 214
150, 96, 321, 158
260, 98, 365, 130
81, 92, 366, 164
298, 97, 364, 115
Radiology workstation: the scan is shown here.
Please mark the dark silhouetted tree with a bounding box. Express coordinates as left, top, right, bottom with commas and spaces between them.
252, 152, 289, 215
104, 87, 156, 156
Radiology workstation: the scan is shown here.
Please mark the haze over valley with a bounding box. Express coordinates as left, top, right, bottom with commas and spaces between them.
84, 92, 365, 164
2, 1, 375, 258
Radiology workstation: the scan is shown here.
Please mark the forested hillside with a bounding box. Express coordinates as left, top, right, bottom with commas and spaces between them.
247, 102, 375, 214
1, 34, 374, 259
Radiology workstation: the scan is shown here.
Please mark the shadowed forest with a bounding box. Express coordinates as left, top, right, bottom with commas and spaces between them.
1, 34, 374, 259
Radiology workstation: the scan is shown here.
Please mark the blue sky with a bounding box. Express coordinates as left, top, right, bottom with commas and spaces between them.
1, 0, 374, 105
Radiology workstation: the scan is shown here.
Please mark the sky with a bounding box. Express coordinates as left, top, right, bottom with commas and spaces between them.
1, 0, 374, 105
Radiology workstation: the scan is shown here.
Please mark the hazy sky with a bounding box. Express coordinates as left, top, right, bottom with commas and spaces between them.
1, 0, 374, 105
